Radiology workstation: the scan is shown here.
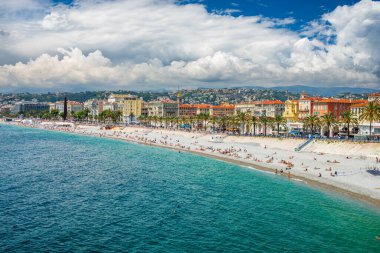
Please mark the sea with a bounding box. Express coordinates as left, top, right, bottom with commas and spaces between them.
1, 124, 380, 252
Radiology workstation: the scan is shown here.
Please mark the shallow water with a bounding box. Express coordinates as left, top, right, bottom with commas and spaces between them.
1, 125, 380, 252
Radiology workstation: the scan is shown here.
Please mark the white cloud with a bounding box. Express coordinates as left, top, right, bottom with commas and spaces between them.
0, 0, 379, 91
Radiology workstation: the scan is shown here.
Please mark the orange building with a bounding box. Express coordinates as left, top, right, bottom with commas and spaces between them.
211, 103, 235, 117
313, 98, 353, 119
179, 104, 211, 116
298, 92, 323, 119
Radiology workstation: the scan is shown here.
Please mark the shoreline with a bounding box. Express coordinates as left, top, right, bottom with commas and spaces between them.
3, 121, 380, 209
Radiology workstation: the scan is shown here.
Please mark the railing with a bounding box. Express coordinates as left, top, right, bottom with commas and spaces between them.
294, 136, 314, 151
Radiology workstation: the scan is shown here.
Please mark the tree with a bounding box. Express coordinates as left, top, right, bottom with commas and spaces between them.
50, 109, 59, 119
260, 116, 271, 136
83, 108, 90, 122
228, 115, 240, 134
237, 112, 248, 135
251, 116, 258, 135
163, 116, 169, 128
138, 115, 147, 126
152, 116, 158, 128
303, 115, 320, 135
320, 112, 336, 137
359, 101, 380, 139
218, 116, 228, 132
209, 116, 218, 132
112, 110, 123, 124
129, 112, 135, 124
197, 113, 209, 131
273, 115, 285, 136
340, 110, 357, 139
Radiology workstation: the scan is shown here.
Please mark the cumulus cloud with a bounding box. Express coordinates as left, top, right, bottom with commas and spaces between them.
0, 0, 379, 91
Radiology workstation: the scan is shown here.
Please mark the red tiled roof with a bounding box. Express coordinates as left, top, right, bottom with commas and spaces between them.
315, 98, 352, 104
351, 101, 368, 108
253, 100, 285, 105
212, 105, 235, 109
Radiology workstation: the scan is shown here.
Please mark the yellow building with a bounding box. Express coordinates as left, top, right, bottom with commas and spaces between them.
108, 94, 143, 122
283, 100, 299, 122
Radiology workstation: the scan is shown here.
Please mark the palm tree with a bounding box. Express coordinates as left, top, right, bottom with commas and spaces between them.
163, 116, 170, 128
158, 116, 164, 128
228, 115, 240, 134
202, 113, 209, 131
340, 110, 357, 139
50, 109, 59, 120
320, 112, 336, 138
359, 101, 380, 139
260, 116, 270, 136
209, 115, 218, 132
83, 108, 90, 122
188, 115, 195, 131
129, 112, 135, 124
237, 112, 248, 135
218, 116, 228, 132
303, 115, 320, 135
152, 115, 158, 127
138, 115, 146, 126
273, 115, 285, 136
195, 114, 203, 131
251, 116, 258, 135
112, 110, 123, 124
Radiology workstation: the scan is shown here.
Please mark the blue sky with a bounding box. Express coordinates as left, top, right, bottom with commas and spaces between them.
184, 0, 359, 24
52, 0, 361, 30
0, 0, 379, 91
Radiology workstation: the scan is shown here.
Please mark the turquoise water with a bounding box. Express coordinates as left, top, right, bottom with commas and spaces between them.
0, 125, 380, 252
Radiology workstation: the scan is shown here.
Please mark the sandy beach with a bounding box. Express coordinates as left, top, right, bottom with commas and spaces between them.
4, 121, 380, 207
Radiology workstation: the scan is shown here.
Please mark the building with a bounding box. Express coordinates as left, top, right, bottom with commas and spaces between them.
298, 92, 322, 119
55, 101, 84, 113
179, 104, 212, 116
251, 100, 285, 118
11, 101, 50, 114
107, 93, 130, 103
102, 101, 115, 112
141, 102, 149, 117
179, 104, 198, 116
368, 93, 380, 102
235, 103, 257, 116
283, 100, 299, 122
211, 103, 235, 117
148, 100, 179, 117
351, 101, 367, 119
105, 93, 144, 122
313, 99, 352, 119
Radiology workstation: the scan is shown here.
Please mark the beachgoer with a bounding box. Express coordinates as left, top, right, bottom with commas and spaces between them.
318, 173, 322, 177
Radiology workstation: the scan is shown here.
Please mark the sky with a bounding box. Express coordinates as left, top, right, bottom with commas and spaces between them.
0, 0, 379, 92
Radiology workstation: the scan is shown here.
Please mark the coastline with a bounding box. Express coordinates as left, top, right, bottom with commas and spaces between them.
2, 121, 380, 209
